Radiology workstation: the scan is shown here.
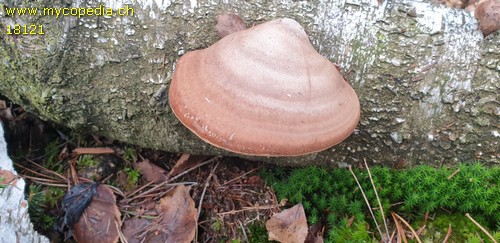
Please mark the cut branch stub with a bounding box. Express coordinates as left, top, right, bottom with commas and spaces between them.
169, 18, 360, 156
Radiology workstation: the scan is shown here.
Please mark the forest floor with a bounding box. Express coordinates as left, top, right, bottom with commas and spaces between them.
2, 108, 499, 243
3, 111, 279, 242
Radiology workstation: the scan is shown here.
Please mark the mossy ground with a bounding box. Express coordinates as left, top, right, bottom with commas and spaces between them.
261, 164, 500, 242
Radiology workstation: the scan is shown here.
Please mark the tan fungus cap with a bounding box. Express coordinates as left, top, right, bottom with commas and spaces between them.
169, 18, 360, 156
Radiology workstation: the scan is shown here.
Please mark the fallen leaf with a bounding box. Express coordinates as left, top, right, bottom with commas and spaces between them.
55, 182, 99, 236
0, 169, 17, 186
266, 204, 308, 243
305, 222, 325, 243
247, 175, 261, 184
0, 106, 14, 121
167, 154, 209, 179
155, 185, 197, 243
133, 159, 166, 183
73, 184, 121, 243
122, 185, 197, 243
121, 218, 155, 243
346, 215, 355, 228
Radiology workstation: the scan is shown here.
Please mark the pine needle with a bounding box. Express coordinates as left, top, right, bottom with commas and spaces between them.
465, 213, 498, 243
392, 212, 422, 243
348, 165, 385, 241
364, 158, 390, 240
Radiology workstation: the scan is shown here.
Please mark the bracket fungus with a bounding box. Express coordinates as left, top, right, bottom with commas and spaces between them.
169, 18, 360, 156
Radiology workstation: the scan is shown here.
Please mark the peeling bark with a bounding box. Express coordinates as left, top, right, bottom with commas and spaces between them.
0, 0, 498, 166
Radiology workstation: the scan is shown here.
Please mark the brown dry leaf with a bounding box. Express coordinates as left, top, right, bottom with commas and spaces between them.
266, 203, 308, 243
155, 185, 197, 243
133, 159, 167, 183
121, 218, 158, 243
247, 175, 261, 184
123, 185, 196, 243
305, 222, 324, 243
0, 100, 13, 121
73, 184, 121, 243
346, 215, 356, 228
167, 154, 209, 178
0, 107, 14, 121
0, 169, 17, 186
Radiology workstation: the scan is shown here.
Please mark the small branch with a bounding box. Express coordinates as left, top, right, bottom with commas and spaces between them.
196, 160, 219, 243
447, 168, 460, 180
222, 166, 261, 186
391, 212, 407, 243
217, 200, 286, 216
392, 212, 423, 243
197, 160, 220, 219
72, 147, 115, 155
442, 224, 452, 243
122, 157, 219, 202
465, 213, 497, 243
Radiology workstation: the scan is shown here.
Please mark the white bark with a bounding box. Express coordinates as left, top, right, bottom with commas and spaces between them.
0, 123, 49, 243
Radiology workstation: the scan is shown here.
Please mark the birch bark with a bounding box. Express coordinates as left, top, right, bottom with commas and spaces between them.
0, 0, 498, 166
0, 124, 50, 242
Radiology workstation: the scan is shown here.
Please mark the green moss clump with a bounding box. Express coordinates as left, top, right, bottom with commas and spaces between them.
27, 184, 65, 234
262, 163, 500, 241
248, 223, 273, 243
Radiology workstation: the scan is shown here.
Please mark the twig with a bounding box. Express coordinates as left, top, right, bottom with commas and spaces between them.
364, 158, 390, 241
415, 225, 426, 237
21, 158, 68, 181
388, 229, 396, 243
197, 160, 220, 219
447, 168, 460, 180
218, 201, 286, 216
72, 147, 114, 155
21, 175, 64, 185
349, 165, 384, 240
116, 221, 129, 243
28, 138, 73, 161
125, 180, 155, 198
168, 156, 220, 183
239, 220, 248, 242
443, 224, 452, 243
124, 182, 196, 203
222, 166, 261, 186
391, 212, 407, 243
195, 160, 220, 243
392, 212, 423, 243
123, 157, 219, 202
105, 184, 126, 198
465, 213, 498, 243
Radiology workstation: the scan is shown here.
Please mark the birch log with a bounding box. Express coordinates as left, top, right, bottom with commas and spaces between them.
0, 0, 498, 167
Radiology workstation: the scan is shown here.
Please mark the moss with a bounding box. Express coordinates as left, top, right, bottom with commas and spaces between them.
263, 163, 500, 241
248, 223, 274, 243
27, 184, 65, 234
414, 213, 500, 242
